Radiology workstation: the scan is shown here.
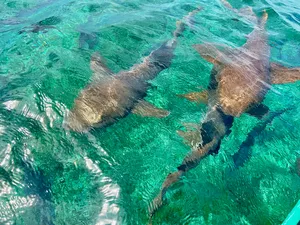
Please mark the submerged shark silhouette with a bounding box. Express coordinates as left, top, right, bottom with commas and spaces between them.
64, 7, 202, 132
149, 1, 300, 221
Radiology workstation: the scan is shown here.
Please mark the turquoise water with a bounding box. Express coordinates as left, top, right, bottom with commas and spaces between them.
0, 0, 300, 224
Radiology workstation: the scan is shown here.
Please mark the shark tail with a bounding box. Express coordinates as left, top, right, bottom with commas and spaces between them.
148, 108, 234, 222
173, 6, 202, 38
148, 137, 221, 223
168, 6, 202, 47
148, 139, 217, 223
149, 7, 202, 72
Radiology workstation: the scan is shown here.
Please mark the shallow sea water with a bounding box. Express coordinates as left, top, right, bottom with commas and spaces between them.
0, 0, 300, 224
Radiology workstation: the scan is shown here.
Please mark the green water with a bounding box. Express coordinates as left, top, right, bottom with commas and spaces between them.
0, 0, 300, 224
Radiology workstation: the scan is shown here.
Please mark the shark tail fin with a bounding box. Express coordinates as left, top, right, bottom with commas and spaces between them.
147, 6, 202, 74
148, 109, 234, 220
148, 137, 220, 220
172, 6, 202, 39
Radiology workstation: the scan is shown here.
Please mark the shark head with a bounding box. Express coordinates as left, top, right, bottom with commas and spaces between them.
63, 80, 131, 132
64, 97, 103, 132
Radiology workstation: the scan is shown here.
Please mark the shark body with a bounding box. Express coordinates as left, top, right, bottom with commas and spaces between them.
65, 8, 201, 132
149, 2, 300, 220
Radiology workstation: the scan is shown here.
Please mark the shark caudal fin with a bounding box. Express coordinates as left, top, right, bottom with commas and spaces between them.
148, 6, 202, 71
171, 6, 202, 42
148, 108, 234, 222
148, 137, 220, 223
270, 63, 300, 84
174, 6, 202, 36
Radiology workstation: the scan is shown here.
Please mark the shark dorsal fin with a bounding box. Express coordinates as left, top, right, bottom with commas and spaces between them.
90, 52, 114, 80
259, 10, 268, 28
193, 43, 234, 65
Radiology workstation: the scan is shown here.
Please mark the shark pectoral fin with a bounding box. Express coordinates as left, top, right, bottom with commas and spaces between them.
181, 122, 200, 130
192, 43, 232, 65
177, 125, 201, 147
177, 122, 201, 147
177, 90, 208, 104
90, 52, 113, 78
270, 63, 300, 84
132, 100, 170, 118
246, 104, 269, 119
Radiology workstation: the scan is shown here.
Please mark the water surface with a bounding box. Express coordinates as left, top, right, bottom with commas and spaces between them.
0, 0, 300, 224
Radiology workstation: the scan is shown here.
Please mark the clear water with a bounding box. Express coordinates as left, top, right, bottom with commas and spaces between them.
0, 0, 300, 224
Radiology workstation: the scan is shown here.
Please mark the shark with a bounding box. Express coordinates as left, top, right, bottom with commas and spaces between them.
64, 7, 202, 132
18, 16, 61, 34
232, 107, 292, 170
149, 1, 300, 221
